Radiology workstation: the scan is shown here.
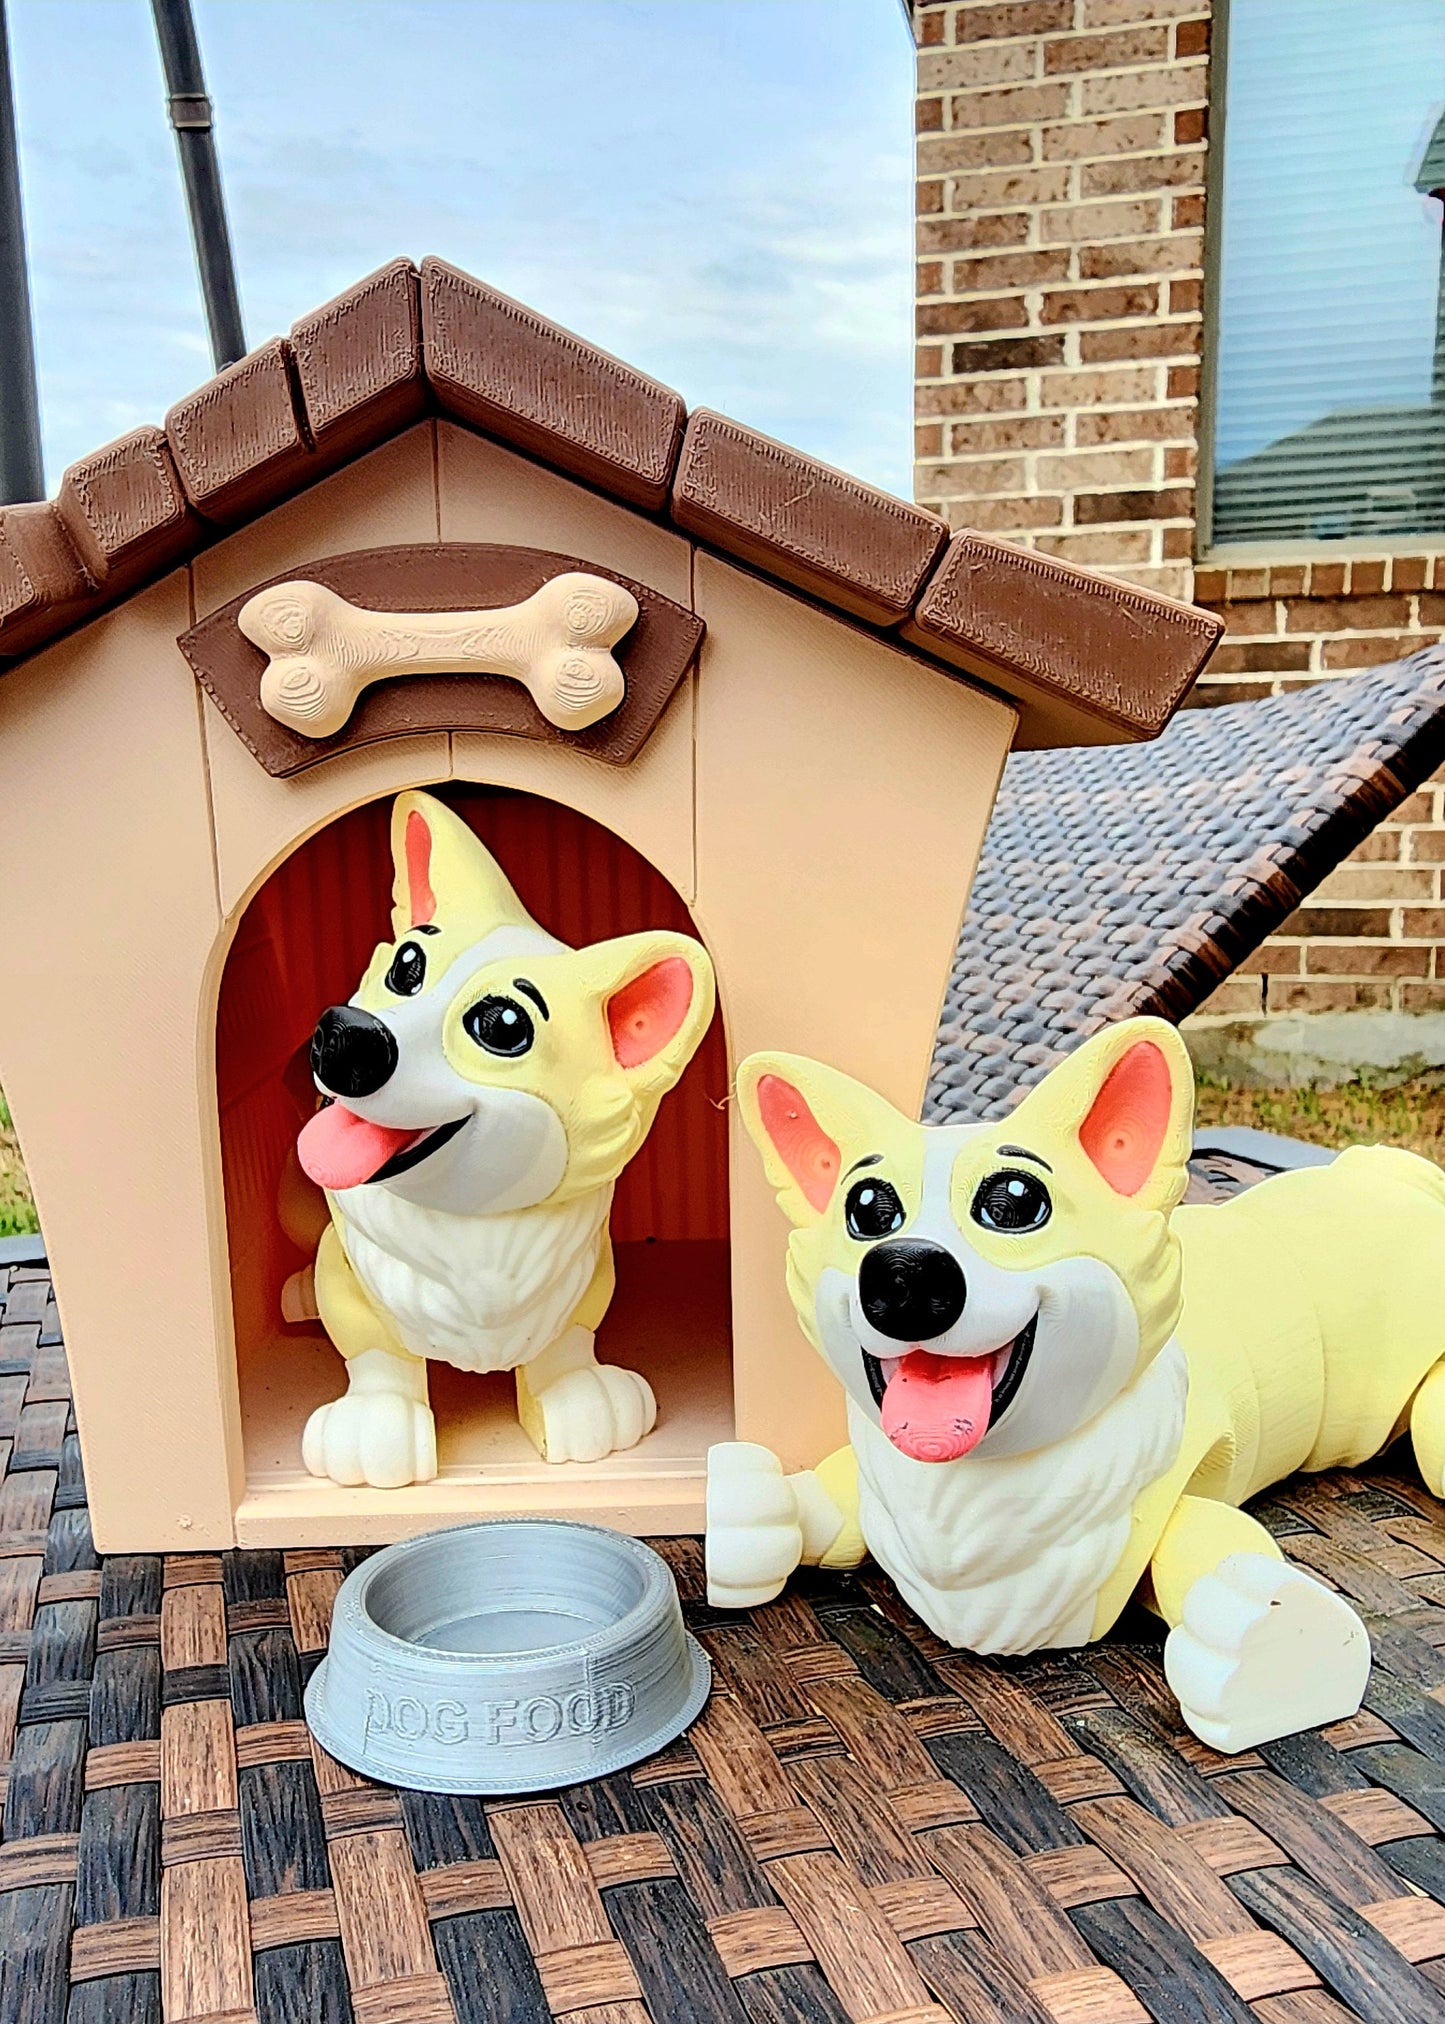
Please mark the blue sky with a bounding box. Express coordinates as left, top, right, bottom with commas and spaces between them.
7, 0, 915, 495
1216, 0, 1445, 467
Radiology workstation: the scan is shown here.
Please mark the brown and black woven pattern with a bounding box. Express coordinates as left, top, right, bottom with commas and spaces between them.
931, 648, 1445, 1123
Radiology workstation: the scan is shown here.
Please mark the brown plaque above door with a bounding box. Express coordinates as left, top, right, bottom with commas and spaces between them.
179, 542, 706, 777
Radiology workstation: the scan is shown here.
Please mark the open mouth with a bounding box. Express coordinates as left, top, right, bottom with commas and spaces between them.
297, 1102, 470, 1191
862, 1313, 1037, 1463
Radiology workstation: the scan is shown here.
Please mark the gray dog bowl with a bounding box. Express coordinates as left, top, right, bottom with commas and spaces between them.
304, 1520, 711, 1794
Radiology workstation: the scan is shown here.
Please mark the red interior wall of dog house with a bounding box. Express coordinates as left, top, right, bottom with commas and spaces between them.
216, 785, 730, 1410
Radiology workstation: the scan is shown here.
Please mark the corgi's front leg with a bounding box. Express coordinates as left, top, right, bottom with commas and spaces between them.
705, 1443, 863, 1608
302, 1225, 438, 1489
515, 1325, 657, 1464
1151, 1495, 1370, 1754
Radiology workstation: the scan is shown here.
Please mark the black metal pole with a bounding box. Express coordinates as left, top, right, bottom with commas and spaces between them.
151, 0, 245, 370
0, 0, 43, 504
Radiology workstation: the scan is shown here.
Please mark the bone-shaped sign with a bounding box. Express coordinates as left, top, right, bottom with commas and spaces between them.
237, 571, 639, 739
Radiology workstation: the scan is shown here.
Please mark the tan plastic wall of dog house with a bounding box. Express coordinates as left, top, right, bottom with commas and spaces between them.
0, 417, 1016, 1552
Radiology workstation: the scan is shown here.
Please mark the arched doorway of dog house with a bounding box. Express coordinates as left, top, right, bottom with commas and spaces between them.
216, 783, 732, 1538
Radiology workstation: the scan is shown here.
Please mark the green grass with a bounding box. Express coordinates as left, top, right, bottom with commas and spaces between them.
1193, 1076, 1445, 1165
0, 1086, 39, 1238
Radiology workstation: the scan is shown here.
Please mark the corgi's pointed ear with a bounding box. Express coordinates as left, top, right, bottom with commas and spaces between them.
1014, 1017, 1194, 1213
587, 932, 716, 1102
737, 1053, 910, 1227
388, 791, 537, 939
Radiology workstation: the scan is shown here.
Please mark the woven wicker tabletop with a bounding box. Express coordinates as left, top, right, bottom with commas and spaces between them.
9, 1160, 1445, 2024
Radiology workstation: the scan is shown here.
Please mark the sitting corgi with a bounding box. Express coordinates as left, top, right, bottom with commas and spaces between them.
708, 1018, 1445, 1751
290, 789, 715, 1488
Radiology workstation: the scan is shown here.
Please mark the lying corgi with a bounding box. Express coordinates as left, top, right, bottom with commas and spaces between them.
708, 1017, 1445, 1751
290, 789, 715, 1488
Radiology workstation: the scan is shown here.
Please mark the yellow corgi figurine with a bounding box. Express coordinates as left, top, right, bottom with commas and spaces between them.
289, 789, 715, 1489
708, 1016, 1445, 1752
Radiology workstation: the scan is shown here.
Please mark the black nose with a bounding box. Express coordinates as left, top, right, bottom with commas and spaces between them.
310, 1006, 398, 1100
859, 1240, 967, 1342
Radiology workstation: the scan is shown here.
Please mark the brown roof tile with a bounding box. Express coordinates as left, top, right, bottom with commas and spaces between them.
54, 425, 199, 591
905, 530, 1223, 746
0, 254, 1223, 745
671, 409, 947, 626
165, 336, 317, 525
0, 504, 99, 657
419, 256, 685, 512
290, 259, 426, 468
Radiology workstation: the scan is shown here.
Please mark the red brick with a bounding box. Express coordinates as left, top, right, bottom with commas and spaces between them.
1284, 595, 1413, 633
1307, 562, 1347, 597
917, 343, 945, 378
919, 131, 1036, 172
1040, 284, 1159, 324
1074, 486, 1193, 523
1281, 907, 1393, 939
1196, 978, 1265, 1016
1167, 365, 1199, 398
1414, 592, 1445, 625
1034, 527, 1154, 564
1080, 321, 1200, 362
952, 334, 1066, 373
1162, 524, 1193, 558
1401, 983, 1445, 1011
1218, 600, 1279, 636
1206, 640, 1312, 676
958, 0, 1074, 39
949, 414, 1066, 452
918, 376, 1029, 415
1265, 980, 1390, 1013
919, 213, 1032, 252
916, 423, 945, 458
1082, 67, 1209, 115
1077, 406, 1198, 444
1403, 909, 1445, 938
1348, 560, 1387, 595
1266, 566, 1307, 597
948, 165, 1074, 206
919, 7, 946, 44
1081, 153, 1207, 197
1407, 829, 1445, 862
918, 96, 945, 133
1192, 566, 1227, 600
1169, 277, 1203, 315
1305, 944, 1429, 977
1175, 107, 1207, 144
951, 83, 1072, 129
952, 249, 1072, 290
1226, 567, 1271, 600
917, 261, 945, 297
1236, 944, 1303, 976
920, 296, 1030, 335
1392, 791, 1438, 823
1174, 18, 1210, 57
931, 453, 1028, 493
1040, 113, 1167, 159
1341, 830, 1406, 864
918, 179, 946, 216
1080, 235, 1203, 280
1044, 27, 1171, 73
943, 493, 1065, 529
1172, 193, 1206, 230
1392, 556, 1430, 592
1163, 446, 1196, 479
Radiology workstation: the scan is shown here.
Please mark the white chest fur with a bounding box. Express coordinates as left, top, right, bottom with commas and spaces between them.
334, 1183, 613, 1372
851, 1338, 1189, 1655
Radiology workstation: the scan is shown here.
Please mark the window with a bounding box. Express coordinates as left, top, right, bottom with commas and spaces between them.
1209, 0, 1445, 547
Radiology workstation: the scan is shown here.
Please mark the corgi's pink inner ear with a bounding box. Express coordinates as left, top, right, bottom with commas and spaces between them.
756, 1074, 841, 1213
404, 810, 436, 927
1078, 1040, 1174, 1196
608, 957, 694, 1068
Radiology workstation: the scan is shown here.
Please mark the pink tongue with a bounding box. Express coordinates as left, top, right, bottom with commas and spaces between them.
880, 1348, 995, 1463
297, 1104, 419, 1190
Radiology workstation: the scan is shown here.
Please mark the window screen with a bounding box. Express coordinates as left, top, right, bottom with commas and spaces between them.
1210, 0, 1445, 546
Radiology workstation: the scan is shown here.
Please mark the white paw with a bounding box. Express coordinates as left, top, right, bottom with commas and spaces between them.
302, 1390, 438, 1489
532, 1361, 656, 1464
1164, 1552, 1371, 1755
706, 1442, 804, 1610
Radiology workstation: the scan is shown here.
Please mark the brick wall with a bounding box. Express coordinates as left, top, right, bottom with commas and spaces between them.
915, 0, 1445, 1039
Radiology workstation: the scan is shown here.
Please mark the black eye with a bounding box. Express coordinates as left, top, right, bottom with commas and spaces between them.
385, 941, 427, 997
462, 994, 535, 1058
972, 1170, 1051, 1233
845, 1178, 906, 1240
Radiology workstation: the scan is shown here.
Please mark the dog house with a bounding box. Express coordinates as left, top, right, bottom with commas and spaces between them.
0, 258, 1221, 1552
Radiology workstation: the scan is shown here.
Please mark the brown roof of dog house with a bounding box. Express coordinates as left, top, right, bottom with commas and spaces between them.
0, 256, 1227, 1559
